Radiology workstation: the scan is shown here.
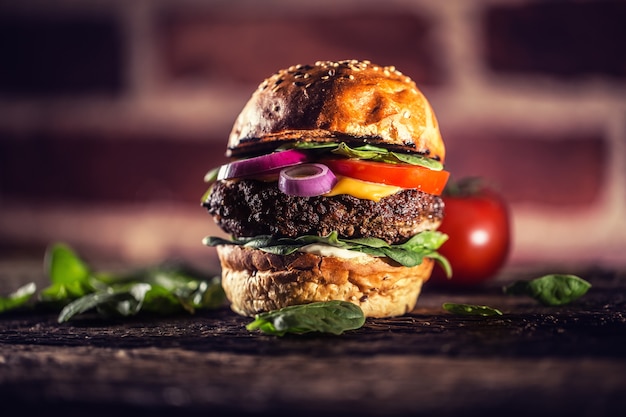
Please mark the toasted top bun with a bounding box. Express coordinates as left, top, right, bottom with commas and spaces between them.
227, 60, 445, 162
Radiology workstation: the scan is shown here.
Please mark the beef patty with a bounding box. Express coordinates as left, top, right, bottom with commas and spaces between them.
203, 179, 444, 244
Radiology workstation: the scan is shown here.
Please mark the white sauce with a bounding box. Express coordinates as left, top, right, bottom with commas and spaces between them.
298, 243, 369, 259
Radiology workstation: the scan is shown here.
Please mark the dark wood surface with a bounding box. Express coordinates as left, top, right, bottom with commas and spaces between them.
1, 259, 626, 417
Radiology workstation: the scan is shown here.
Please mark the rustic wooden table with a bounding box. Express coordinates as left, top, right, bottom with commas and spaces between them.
1, 259, 625, 417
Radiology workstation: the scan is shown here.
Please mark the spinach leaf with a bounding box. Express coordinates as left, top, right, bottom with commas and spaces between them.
203, 230, 450, 275
203, 167, 220, 183
296, 230, 348, 247
443, 302, 503, 316
46, 242, 91, 284
331, 142, 444, 170
246, 300, 365, 336
40, 243, 95, 304
58, 271, 227, 323
391, 151, 444, 170
0, 282, 37, 313
0, 242, 227, 320
58, 264, 226, 322
341, 235, 390, 248
95, 265, 226, 313
58, 283, 151, 323
331, 142, 389, 160
503, 274, 591, 306
285, 141, 444, 170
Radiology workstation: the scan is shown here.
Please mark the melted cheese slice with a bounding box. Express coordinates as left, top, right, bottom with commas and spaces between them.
324, 176, 402, 202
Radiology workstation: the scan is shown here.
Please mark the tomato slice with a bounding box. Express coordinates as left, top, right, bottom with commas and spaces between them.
323, 159, 449, 195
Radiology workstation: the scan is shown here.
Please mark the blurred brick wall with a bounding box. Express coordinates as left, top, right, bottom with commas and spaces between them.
1, 0, 625, 272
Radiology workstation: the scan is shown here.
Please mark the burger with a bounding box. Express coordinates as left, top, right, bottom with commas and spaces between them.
202, 59, 450, 318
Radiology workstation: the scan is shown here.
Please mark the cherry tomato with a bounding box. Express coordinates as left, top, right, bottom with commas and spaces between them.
431, 181, 511, 286
323, 159, 450, 195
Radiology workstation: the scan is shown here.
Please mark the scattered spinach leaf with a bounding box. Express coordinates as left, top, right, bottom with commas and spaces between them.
442, 303, 503, 316
58, 283, 151, 323
40, 242, 96, 305
503, 274, 591, 306
0, 282, 37, 313
246, 300, 366, 336
0, 242, 226, 321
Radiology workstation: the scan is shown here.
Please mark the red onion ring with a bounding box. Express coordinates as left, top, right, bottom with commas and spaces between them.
278, 163, 337, 197
217, 149, 310, 180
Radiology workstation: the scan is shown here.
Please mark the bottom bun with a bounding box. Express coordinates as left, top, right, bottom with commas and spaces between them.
217, 245, 434, 318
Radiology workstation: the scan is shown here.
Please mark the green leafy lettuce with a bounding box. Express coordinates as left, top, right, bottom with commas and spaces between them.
204, 230, 451, 276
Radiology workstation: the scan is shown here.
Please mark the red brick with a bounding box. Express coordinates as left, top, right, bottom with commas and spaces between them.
157, 11, 445, 89
0, 130, 230, 204
0, 14, 125, 96
443, 129, 607, 206
484, 1, 626, 78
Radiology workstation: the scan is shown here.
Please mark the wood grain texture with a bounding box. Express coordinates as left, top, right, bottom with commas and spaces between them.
1, 262, 625, 416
